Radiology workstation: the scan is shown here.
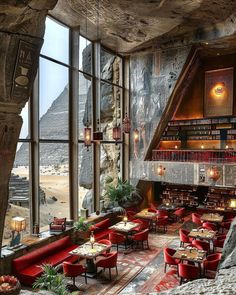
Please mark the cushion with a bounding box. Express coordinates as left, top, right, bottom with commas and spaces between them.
53, 217, 66, 225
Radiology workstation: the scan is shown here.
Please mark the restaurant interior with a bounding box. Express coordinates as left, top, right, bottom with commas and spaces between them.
1, 1, 236, 295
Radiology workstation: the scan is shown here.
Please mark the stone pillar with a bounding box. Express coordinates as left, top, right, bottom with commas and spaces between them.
0, 0, 58, 257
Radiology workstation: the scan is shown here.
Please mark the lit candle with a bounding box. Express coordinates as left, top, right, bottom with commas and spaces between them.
90, 231, 95, 249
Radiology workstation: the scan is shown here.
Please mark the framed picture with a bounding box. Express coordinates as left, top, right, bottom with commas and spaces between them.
204, 67, 234, 117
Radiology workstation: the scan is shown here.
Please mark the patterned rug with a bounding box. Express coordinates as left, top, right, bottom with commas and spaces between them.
67, 217, 193, 294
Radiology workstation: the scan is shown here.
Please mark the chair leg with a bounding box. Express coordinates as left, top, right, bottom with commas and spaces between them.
109, 268, 111, 280
117, 244, 118, 251
164, 263, 167, 273
73, 277, 75, 286
84, 271, 87, 284
180, 277, 183, 285
147, 240, 149, 249
142, 241, 144, 249
116, 265, 118, 275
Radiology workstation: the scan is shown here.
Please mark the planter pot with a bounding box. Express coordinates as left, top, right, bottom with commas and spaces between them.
74, 230, 90, 242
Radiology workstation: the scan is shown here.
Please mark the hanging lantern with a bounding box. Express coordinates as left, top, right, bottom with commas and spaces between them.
84, 126, 92, 148
123, 112, 131, 133
208, 166, 220, 182
157, 164, 165, 176
133, 128, 139, 143
93, 119, 103, 142
113, 126, 121, 141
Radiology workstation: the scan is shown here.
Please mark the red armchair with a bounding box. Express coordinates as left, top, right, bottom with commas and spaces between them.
148, 208, 158, 213
96, 251, 118, 280
98, 239, 112, 255
163, 248, 179, 274
178, 263, 200, 284
179, 229, 192, 247
63, 261, 87, 290
126, 210, 136, 221
173, 208, 185, 222
154, 216, 168, 233
130, 228, 149, 249
133, 219, 149, 232
192, 239, 210, 254
202, 222, 217, 232
49, 217, 66, 232
213, 234, 226, 250
192, 213, 202, 226
109, 232, 126, 251
203, 253, 222, 278
220, 218, 234, 233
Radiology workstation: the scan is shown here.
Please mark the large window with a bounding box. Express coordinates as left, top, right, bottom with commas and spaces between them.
4, 16, 125, 242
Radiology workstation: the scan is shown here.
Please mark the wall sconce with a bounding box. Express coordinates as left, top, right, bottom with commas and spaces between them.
10, 217, 26, 248
201, 144, 204, 149
174, 145, 178, 149
208, 166, 220, 182
225, 144, 229, 149
133, 128, 139, 143
214, 82, 225, 97
157, 164, 166, 176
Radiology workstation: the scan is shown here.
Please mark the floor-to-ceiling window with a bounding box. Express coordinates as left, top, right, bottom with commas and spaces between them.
3, 16, 125, 244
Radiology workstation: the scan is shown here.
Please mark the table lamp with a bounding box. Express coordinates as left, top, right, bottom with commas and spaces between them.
90, 231, 95, 249
123, 215, 128, 225
10, 217, 26, 248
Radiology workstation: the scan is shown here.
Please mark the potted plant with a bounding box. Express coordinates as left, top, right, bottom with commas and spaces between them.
33, 264, 68, 295
74, 217, 91, 241
103, 176, 143, 209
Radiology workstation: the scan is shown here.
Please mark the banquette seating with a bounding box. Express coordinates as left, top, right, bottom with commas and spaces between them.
89, 218, 113, 241
12, 236, 78, 286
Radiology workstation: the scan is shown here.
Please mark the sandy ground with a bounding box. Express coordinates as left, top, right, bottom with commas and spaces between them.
3, 165, 88, 246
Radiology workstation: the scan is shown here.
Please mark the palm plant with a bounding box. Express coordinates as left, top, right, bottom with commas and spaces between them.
74, 217, 91, 232
104, 176, 141, 208
33, 264, 68, 295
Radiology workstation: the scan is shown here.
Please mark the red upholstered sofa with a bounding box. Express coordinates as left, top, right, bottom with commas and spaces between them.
12, 236, 78, 286
89, 218, 113, 241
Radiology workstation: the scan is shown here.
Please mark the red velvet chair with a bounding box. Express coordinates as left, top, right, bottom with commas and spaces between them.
132, 219, 149, 232
130, 228, 149, 249
203, 253, 222, 278
178, 263, 200, 284
126, 210, 136, 221
149, 203, 157, 211
192, 239, 210, 254
202, 222, 217, 232
173, 208, 185, 222
148, 208, 158, 213
98, 239, 112, 255
49, 217, 66, 232
63, 261, 87, 290
179, 228, 192, 247
96, 251, 118, 280
157, 210, 169, 217
109, 232, 126, 251
163, 248, 179, 274
220, 218, 234, 233
155, 216, 168, 233
192, 213, 202, 226
213, 234, 226, 250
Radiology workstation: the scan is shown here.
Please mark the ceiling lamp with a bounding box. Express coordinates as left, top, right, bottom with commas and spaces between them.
208, 166, 220, 182
157, 164, 165, 176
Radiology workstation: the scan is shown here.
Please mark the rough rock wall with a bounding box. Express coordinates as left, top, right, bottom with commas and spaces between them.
0, 1, 57, 258
129, 47, 190, 185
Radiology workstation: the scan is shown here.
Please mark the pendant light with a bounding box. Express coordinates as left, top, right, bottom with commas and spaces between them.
93, 0, 103, 143
83, 0, 92, 149
123, 111, 131, 133
113, 87, 121, 141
